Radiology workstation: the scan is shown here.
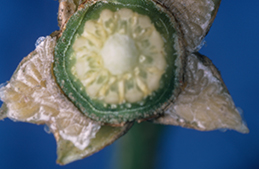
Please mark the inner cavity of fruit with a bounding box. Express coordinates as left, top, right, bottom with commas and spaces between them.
70, 8, 167, 104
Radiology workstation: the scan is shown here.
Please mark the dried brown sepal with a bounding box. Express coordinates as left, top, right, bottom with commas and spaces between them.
153, 53, 249, 133
56, 123, 133, 165
154, 0, 221, 52
58, 0, 85, 28
0, 36, 132, 164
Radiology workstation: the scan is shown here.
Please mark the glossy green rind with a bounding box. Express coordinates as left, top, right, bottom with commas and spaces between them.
54, 0, 184, 124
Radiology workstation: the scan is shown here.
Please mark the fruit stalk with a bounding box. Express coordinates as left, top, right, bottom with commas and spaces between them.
113, 122, 165, 169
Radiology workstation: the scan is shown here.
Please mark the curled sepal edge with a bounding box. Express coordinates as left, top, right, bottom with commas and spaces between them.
56, 123, 133, 165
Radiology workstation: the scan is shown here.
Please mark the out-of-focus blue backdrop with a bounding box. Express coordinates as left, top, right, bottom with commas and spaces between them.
0, 1, 258, 169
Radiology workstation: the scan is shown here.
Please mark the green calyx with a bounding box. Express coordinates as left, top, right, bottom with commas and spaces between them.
54, 0, 184, 124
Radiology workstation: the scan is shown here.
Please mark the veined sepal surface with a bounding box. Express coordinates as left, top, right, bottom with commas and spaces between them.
154, 0, 221, 52
153, 53, 249, 133
0, 36, 133, 165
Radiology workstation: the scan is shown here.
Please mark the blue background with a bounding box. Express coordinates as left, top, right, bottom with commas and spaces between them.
0, 1, 258, 169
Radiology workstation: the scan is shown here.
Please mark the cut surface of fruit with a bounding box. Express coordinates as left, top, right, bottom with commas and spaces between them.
71, 8, 167, 104
54, 0, 184, 124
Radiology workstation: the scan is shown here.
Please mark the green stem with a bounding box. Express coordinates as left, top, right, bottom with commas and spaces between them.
112, 122, 165, 169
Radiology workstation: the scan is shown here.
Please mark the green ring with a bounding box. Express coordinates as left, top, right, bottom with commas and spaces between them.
54, 0, 183, 124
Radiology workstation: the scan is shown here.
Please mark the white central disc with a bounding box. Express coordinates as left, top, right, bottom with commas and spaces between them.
101, 33, 139, 75
71, 8, 167, 104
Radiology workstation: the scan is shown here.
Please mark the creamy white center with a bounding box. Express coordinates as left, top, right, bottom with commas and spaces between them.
70, 8, 167, 105
101, 33, 138, 75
